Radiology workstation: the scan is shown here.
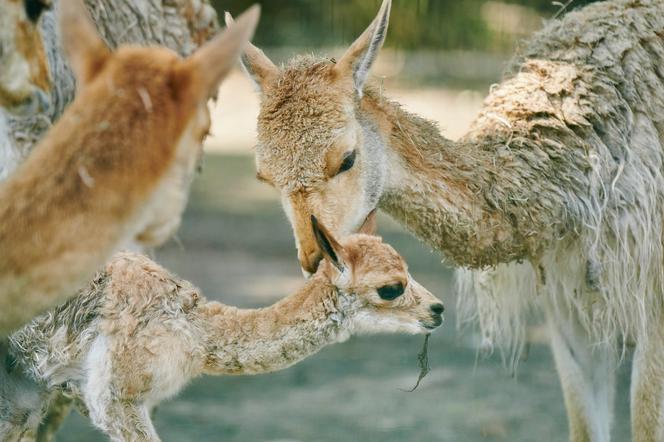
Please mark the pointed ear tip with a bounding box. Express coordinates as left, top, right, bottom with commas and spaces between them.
222, 5, 259, 45
224, 11, 234, 25
377, 0, 392, 23
248, 4, 261, 16
237, 4, 261, 27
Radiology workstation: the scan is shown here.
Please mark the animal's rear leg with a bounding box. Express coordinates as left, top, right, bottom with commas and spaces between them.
35, 393, 73, 442
631, 319, 664, 442
547, 310, 616, 442
88, 400, 160, 442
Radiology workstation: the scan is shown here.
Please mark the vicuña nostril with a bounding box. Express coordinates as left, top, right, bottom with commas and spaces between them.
430, 303, 444, 315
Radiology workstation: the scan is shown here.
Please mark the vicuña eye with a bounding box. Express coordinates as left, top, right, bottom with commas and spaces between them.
336, 150, 356, 176
377, 283, 405, 300
24, 0, 50, 23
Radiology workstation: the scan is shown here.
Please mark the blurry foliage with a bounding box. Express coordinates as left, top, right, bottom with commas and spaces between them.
215, 0, 601, 52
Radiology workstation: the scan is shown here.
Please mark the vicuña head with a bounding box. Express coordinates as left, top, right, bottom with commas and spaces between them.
226, 1, 403, 274
5, 215, 443, 440
0, 0, 51, 115
0, 0, 260, 333
310, 211, 444, 335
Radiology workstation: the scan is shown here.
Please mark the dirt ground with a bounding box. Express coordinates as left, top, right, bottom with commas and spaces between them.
55, 154, 633, 441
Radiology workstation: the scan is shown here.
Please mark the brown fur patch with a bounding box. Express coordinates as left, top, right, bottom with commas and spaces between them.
0, 46, 200, 332
15, 20, 50, 91
0, 1, 258, 333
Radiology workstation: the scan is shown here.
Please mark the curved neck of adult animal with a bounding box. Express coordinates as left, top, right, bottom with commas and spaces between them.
200, 274, 346, 376
360, 88, 542, 268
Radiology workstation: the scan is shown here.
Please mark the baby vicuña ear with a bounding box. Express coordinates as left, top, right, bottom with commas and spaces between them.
333, 0, 391, 98
311, 215, 346, 273
182, 4, 260, 101
357, 209, 378, 235
59, 0, 110, 87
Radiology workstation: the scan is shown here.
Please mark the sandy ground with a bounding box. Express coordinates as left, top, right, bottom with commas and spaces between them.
206, 70, 486, 153
55, 154, 634, 442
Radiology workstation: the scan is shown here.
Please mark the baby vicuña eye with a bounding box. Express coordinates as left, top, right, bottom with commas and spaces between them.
377, 283, 405, 300
336, 150, 356, 175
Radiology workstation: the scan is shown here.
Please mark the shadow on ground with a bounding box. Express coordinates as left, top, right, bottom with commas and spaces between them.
58, 154, 631, 441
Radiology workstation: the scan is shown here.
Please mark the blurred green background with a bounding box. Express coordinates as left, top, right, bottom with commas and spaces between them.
57, 1, 631, 441
216, 0, 602, 89
218, 0, 599, 51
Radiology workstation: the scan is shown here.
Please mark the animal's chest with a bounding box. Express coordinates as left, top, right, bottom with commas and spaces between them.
103, 315, 205, 405
143, 351, 196, 404
141, 328, 204, 405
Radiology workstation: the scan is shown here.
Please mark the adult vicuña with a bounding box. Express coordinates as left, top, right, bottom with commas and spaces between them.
0, 0, 51, 115
1, 214, 444, 441
0, 0, 260, 335
229, 0, 664, 440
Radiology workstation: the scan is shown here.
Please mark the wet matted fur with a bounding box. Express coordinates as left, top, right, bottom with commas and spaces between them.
1, 224, 443, 440
233, 0, 664, 439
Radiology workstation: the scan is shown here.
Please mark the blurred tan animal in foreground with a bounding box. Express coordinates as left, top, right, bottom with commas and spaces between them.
2, 214, 443, 441
230, 0, 664, 440
0, 0, 51, 115
0, 0, 220, 181
0, 0, 260, 335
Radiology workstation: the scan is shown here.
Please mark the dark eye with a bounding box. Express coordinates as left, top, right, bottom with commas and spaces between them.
24, 0, 50, 23
336, 150, 356, 176
377, 283, 405, 300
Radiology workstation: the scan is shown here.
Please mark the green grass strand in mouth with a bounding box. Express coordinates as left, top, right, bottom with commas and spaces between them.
402, 334, 431, 392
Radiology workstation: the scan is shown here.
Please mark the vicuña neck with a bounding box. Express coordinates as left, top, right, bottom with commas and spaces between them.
360, 88, 554, 268
200, 274, 347, 376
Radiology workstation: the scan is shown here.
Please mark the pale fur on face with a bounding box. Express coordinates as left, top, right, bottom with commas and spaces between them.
341, 277, 438, 337
321, 234, 443, 335
253, 56, 390, 272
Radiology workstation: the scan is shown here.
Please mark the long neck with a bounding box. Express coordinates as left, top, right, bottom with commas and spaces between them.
199, 275, 347, 376
359, 88, 561, 268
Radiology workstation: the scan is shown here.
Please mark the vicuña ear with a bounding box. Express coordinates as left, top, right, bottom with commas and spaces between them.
333, 0, 391, 98
224, 11, 278, 93
182, 5, 260, 100
311, 215, 345, 273
59, 0, 110, 87
357, 209, 378, 235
